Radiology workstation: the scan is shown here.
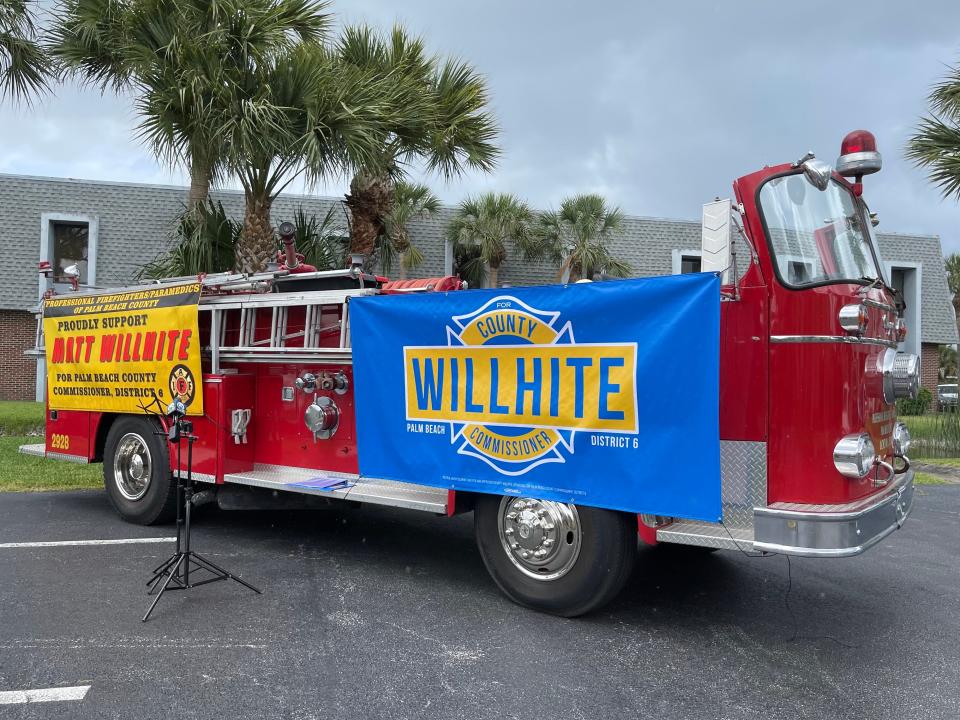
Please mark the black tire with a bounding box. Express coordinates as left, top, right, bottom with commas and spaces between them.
474, 494, 636, 617
103, 416, 176, 525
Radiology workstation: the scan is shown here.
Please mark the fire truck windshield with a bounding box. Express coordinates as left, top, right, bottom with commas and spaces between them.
759, 173, 882, 288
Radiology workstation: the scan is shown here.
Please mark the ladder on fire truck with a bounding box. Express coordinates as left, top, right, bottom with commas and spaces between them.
144, 268, 370, 372
144, 270, 454, 515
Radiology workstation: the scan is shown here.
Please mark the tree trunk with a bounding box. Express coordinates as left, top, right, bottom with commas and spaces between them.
398, 252, 408, 280
187, 161, 212, 211
344, 172, 394, 266
487, 263, 499, 289
235, 195, 274, 274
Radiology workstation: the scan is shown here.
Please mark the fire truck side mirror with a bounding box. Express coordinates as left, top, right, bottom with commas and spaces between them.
701, 198, 732, 284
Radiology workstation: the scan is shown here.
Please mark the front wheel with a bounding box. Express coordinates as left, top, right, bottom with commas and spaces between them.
103, 416, 176, 525
474, 495, 636, 617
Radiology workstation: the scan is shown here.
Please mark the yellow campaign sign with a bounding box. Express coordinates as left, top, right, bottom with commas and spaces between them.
42, 283, 204, 415
403, 343, 638, 433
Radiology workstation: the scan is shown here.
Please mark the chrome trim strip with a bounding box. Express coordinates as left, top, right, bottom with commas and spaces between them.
770, 334, 898, 349
751, 524, 900, 558
752, 470, 914, 558
861, 298, 898, 313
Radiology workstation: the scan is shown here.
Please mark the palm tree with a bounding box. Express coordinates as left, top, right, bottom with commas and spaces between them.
336, 24, 499, 262
50, 0, 329, 210
907, 61, 960, 201
453, 242, 485, 289
945, 253, 960, 339
446, 193, 540, 289
536, 194, 631, 282
215, 42, 413, 272
0, 0, 52, 103
379, 181, 439, 278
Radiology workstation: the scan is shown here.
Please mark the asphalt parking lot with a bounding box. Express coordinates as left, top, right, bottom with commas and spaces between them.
0, 485, 957, 720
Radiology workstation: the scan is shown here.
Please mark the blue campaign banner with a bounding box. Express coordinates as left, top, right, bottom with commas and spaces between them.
350, 273, 721, 522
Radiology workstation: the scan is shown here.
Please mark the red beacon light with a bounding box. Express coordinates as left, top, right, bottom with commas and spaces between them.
836, 130, 882, 179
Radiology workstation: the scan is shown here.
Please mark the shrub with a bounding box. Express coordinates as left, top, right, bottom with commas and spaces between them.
897, 387, 932, 416
288, 205, 350, 271
140, 203, 352, 279
140, 201, 240, 279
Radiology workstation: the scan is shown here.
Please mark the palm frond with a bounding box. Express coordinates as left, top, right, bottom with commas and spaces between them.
139, 200, 240, 278
0, 0, 52, 103
378, 180, 439, 274
446, 192, 539, 285
906, 115, 960, 201
336, 22, 498, 180
276, 204, 349, 271
453, 241, 486, 288
536, 194, 630, 281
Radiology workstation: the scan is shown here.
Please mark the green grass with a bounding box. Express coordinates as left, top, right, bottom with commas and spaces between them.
900, 414, 960, 459
0, 436, 102, 492
916, 457, 960, 467
914, 471, 950, 485
0, 401, 45, 435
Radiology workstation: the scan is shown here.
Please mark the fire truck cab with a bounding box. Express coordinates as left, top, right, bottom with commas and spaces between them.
23, 130, 917, 616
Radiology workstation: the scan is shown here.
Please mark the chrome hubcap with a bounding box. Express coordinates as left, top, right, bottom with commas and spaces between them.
497, 496, 582, 581
114, 433, 152, 501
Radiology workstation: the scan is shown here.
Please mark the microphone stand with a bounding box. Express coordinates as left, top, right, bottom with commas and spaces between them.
142, 413, 261, 622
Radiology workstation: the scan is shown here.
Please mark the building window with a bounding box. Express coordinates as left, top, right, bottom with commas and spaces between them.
680, 255, 702, 274
672, 249, 702, 275
787, 260, 811, 285
51, 221, 90, 283
39, 213, 99, 299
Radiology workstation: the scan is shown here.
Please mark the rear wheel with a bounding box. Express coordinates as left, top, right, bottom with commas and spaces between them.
474, 495, 635, 617
103, 416, 176, 525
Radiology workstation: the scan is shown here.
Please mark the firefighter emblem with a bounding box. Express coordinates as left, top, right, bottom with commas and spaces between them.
168, 364, 196, 407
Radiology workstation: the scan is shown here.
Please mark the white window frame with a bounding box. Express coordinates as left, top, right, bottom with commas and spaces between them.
36, 213, 99, 401
671, 248, 702, 275
38, 213, 99, 300
885, 260, 922, 356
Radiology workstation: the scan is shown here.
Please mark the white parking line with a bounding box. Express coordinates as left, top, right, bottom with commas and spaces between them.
0, 685, 91, 704
0, 537, 175, 549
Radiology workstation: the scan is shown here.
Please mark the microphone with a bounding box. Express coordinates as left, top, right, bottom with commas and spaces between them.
166, 399, 187, 418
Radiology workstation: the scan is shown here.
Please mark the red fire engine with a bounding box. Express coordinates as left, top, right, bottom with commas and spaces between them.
22, 130, 917, 616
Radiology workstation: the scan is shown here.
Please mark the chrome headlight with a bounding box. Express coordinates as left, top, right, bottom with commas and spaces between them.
879, 349, 920, 403
834, 433, 876, 479
892, 422, 911, 457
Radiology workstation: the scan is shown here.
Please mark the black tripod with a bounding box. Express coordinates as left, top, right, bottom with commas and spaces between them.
143, 412, 261, 622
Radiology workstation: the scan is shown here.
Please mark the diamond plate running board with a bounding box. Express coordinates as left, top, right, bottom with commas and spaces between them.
656, 520, 754, 550
222, 464, 448, 514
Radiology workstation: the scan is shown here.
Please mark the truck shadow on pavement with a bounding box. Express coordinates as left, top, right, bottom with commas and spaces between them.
13, 489, 901, 641
197, 500, 780, 622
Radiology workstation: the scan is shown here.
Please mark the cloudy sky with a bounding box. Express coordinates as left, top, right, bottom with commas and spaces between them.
3, 1, 960, 250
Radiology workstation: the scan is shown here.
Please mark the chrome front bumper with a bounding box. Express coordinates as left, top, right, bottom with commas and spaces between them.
753, 469, 914, 558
